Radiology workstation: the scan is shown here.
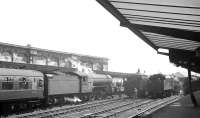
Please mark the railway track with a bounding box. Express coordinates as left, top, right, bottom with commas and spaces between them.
127, 96, 180, 118
78, 100, 153, 118
56, 99, 147, 118
67, 96, 179, 118
13, 96, 180, 118
80, 96, 179, 118
13, 97, 126, 118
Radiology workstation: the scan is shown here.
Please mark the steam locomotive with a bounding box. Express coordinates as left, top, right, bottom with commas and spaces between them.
124, 73, 181, 99
124, 74, 148, 98
0, 67, 180, 114
0, 68, 124, 114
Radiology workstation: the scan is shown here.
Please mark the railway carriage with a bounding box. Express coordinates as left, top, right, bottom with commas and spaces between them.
0, 68, 44, 113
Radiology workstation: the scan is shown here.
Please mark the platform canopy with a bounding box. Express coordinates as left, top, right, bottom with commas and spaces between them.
96, 0, 200, 73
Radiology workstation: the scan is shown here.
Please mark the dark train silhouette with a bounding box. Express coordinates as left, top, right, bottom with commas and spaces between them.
146, 74, 180, 98
124, 74, 149, 98
182, 76, 200, 95
0, 68, 180, 114
124, 73, 181, 99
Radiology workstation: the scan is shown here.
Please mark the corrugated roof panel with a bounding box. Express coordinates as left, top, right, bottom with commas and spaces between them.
97, 0, 200, 51
150, 39, 200, 48
128, 19, 200, 31
153, 43, 197, 51
142, 32, 200, 44
111, 1, 200, 15
109, 0, 200, 31
120, 9, 200, 24
109, 0, 200, 8
124, 15, 200, 26
141, 31, 200, 51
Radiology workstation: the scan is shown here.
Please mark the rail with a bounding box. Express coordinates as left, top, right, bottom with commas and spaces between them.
80, 96, 179, 118
13, 97, 125, 118
129, 96, 180, 118
13, 96, 180, 118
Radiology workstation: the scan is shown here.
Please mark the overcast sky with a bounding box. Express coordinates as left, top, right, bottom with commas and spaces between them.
0, 0, 187, 75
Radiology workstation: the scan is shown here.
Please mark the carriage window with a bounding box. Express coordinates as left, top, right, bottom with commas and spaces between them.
19, 77, 29, 89
38, 79, 43, 88
2, 77, 13, 90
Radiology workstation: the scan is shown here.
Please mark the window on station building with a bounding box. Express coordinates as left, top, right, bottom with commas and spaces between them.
2, 77, 14, 90
47, 57, 58, 66
13, 52, 27, 63
93, 63, 102, 71
59, 58, 72, 68
0, 50, 12, 62
82, 62, 93, 71
103, 64, 108, 71
32, 55, 47, 65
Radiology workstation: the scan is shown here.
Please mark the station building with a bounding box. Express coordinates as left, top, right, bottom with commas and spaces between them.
0, 42, 108, 72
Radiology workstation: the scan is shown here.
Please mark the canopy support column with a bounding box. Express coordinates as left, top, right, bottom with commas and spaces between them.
188, 66, 198, 107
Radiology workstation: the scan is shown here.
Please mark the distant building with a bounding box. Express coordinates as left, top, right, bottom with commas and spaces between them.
0, 42, 109, 71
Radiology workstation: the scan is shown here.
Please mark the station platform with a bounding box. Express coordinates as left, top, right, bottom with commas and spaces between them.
149, 91, 200, 118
